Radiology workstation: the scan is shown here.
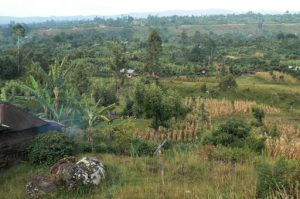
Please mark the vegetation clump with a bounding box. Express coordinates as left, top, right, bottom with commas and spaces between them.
203, 119, 265, 153
256, 159, 300, 198
219, 74, 237, 90
252, 106, 265, 126
28, 132, 75, 166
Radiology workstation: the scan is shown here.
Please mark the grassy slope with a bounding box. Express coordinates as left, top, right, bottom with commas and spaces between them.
0, 75, 299, 198
162, 75, 300, 112
0, 151, 258, 199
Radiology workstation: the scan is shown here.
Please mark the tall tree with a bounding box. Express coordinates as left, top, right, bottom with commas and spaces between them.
133, 82, 188, 196
133, 82, 188, 144
12, 24, 26, 74
110, 41, 128, 93
144, 28, 162, 76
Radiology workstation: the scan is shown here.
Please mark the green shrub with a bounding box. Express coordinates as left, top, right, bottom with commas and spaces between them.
131, 139, 155, 156
252, 106, 265, 126
219, 74, 237, 90
203, 119, 266, 153
93, 85, 118, 106
78, 142, 92, 153
107, 125, 132, 155
122, 98, 134, 116
28, 132, 75, 166
95, 142, 108, 153
244, 136, 266, 153
256, 159, 299, 198
200, 83, 208, 93
203, 119, 251, 147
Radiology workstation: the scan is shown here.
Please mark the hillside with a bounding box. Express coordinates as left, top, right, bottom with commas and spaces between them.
0, 13, 300, 199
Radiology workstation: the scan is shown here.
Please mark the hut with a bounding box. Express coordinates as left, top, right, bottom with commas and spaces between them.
0, 102, 63, 168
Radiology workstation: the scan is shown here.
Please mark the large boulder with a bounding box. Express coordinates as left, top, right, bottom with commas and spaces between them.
26, 157, 106, 198
52, 156, 106, 188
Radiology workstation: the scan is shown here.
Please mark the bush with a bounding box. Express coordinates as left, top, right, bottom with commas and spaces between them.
131, 139, 155, 156
122, 98, 134, 116
256, 159, 299, 198
244, 136, 266, 153
252, 106, 265, 126
219, 74, 237, 90
94, 142, 108, 153
0, 55, 19, 79
28, 132, 75, 166
200, 83, 208, 93
203, 119, 251, 147
78, 142, 92, 153
94, 86, 118, 106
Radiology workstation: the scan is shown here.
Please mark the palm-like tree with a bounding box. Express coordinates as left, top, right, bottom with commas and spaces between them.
81, 95, 115, 151
2, 58, 76, 123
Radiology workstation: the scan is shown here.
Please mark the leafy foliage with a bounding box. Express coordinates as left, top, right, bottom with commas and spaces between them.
256, 159, 299, 198
28, 132, 75, 166
133, 82, 188, 130
252, 106, 265, 126
144, 29, 162, 74
219, 74, 237, 90
203, 119, 251, 146
0, 55, 18, 79
131, 139, 155, 156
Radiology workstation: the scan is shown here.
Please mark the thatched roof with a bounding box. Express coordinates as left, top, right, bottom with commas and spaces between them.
0, 102, 48, 133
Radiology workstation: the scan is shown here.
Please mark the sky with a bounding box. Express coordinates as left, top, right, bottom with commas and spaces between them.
0, 0, 300, 17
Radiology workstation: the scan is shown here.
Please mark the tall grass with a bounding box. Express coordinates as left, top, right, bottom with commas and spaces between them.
0, 152, 259, 199
265, 120, 300, 160
256, 71, 298, 84
135, 97, 280, 142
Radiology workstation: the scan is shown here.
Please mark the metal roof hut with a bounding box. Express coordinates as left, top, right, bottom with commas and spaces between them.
0, 102, 63, 168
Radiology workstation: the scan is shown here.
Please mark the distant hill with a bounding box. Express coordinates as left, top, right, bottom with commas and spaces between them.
0, 9, 289, 25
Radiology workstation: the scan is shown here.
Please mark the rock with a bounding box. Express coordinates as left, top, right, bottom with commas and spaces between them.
50, 156, 78, 175
25, 176, 57, 199
52, 156, 105, 188
26, 156, 106, 198
76, 157, 106, 185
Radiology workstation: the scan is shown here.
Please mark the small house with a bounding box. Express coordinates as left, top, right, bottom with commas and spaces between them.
120, 68, 138, 78
0, 102, 63, 168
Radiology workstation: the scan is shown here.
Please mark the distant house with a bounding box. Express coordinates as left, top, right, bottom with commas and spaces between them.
0, 102, 63, 168
120, 68, 138, 78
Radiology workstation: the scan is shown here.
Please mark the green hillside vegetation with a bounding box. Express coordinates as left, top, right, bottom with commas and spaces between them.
0, 13, 299, 198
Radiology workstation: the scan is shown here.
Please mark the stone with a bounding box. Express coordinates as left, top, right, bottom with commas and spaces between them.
26, 156, 106, 198
25, 176, 57, 199
50, 156, 77, 175
52, 156, 106, 188
76, 157, 106, 185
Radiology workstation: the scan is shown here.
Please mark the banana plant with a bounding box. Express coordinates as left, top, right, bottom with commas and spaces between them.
81, 95, 115, 150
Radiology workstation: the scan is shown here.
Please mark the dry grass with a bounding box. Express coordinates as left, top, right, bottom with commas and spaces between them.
186, 97, 280, 117
256, 71, 298, 84
135, 97, 280, 142
264, 119, 300, 160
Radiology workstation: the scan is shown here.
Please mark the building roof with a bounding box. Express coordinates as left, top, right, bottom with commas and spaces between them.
120, 68, 135, 74
0, 102, 49, 133
127, 69, 135, 74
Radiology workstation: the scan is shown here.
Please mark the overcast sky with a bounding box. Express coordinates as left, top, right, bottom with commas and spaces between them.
1, 0, 300, 17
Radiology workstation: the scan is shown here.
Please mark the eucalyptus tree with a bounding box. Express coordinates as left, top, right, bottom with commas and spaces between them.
144, 28, 162, 76
12, 24, 26, 74
110, 41, 128, 93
